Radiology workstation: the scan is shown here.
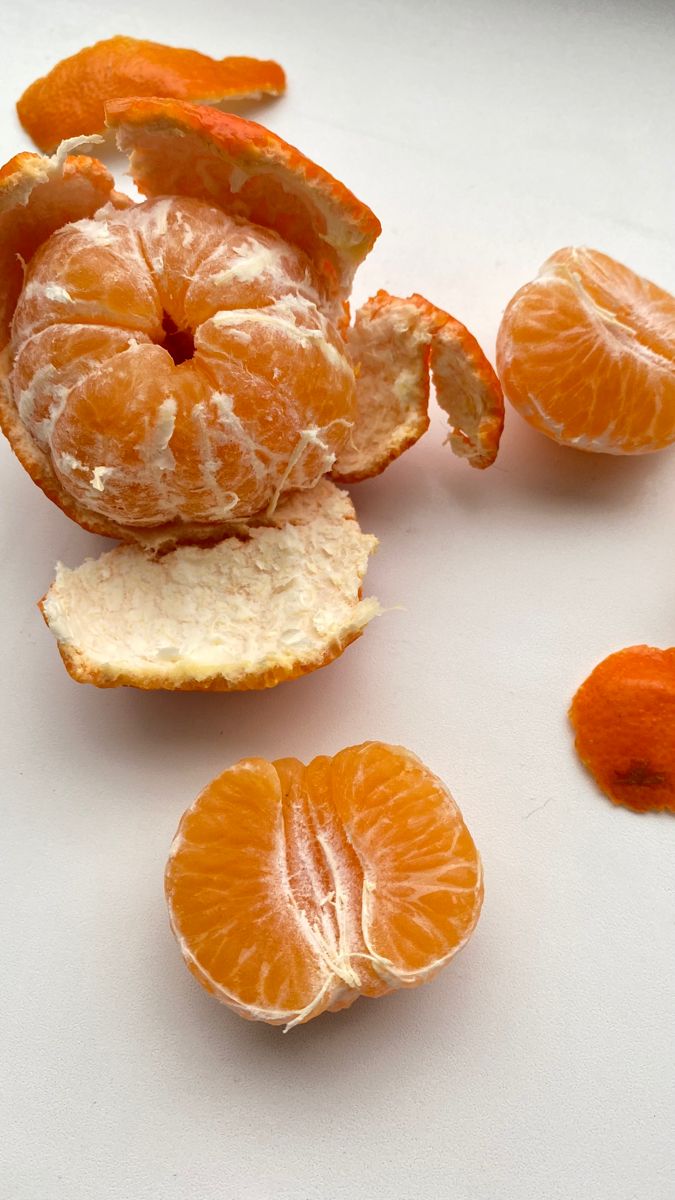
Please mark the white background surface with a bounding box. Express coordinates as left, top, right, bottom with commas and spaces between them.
2, 2, 674, 1197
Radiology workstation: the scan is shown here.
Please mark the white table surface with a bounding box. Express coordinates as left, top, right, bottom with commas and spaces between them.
2, 2, 674, 1197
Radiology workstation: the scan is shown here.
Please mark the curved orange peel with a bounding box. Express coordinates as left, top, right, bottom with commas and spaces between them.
333, 291, 504, 480
17, 36, 286, 153
0, 139, 126, 350
39, 481, 379, 692
570, 645, 675, 814
105, 96, 381, 300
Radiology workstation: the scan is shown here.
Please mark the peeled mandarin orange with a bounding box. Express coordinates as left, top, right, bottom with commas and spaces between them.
165, 742, 483, 1028
333, 291, 504, 480
0, 101, 503, 552
11, 194, 355, 527
570, 646, 675, 814
496, 247, 675, 454
0, 103, 503, 689
17, 36, 286, 152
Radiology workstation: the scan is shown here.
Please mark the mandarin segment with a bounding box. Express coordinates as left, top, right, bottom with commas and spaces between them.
332, 291, 504, 481
17, 36, 286, 153
496, 247, 675, 454
165, 742, 483, 1028
570, 645, 675, 814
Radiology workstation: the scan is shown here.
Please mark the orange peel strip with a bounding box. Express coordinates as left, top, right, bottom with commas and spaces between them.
105, 97, 381, 300
332, 291, 504, 481
570, 645, 675, 814
39, 481, 380, 692
0, 139, 125, 350
17, 36, 286, 153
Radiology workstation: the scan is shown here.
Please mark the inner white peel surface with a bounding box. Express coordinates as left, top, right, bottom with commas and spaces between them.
42, 481, 380, 685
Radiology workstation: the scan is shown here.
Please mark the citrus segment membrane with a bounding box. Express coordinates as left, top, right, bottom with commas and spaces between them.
332, 291, 504, 480
17, 36, 286, 152
40, 481, 380, 691
165, 742, 483, 1028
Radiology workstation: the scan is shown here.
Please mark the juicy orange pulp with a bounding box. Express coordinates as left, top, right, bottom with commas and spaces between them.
165, 742, 483, 1029
496, 247, 675, 454
10, 196, 355, 525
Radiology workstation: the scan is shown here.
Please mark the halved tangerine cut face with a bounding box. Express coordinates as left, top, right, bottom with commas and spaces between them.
165, 742, 483, 1027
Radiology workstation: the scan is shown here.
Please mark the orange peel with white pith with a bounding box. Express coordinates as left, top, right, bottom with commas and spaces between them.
17, 36, 286, 153
40, 481, 379, 693
0, 100, 503, 690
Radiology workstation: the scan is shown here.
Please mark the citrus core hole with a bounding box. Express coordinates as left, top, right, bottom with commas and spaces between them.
161, 312, 195, 365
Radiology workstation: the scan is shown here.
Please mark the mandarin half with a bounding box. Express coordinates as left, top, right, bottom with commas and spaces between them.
165, 742, 484, 1028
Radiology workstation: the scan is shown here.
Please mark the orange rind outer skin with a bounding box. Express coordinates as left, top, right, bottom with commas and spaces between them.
17, 36, 286, 152
0, 148, 120, 350
105, 96, 381, 300
569, 645, 675, 814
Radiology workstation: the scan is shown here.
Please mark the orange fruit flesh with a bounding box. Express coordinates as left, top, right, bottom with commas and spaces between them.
165, 742, 483, 1028
496, 247, 675, 454
10, 195, 355, 525
17, 36, 286, 152
570, 645, 675, 814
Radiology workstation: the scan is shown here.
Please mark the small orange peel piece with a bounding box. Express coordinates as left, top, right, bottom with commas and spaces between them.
105, 96, 382, 300
17, 36, 286, 153
165, 741, 483, 1028
0, 139, 125, 350
569, 645, 675, 814
39, 481, 380, 692
332, 291, 504, 481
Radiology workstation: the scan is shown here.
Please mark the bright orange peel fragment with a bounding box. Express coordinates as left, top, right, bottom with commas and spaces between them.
17, 36, 286, 153
570, 645, 675, 814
